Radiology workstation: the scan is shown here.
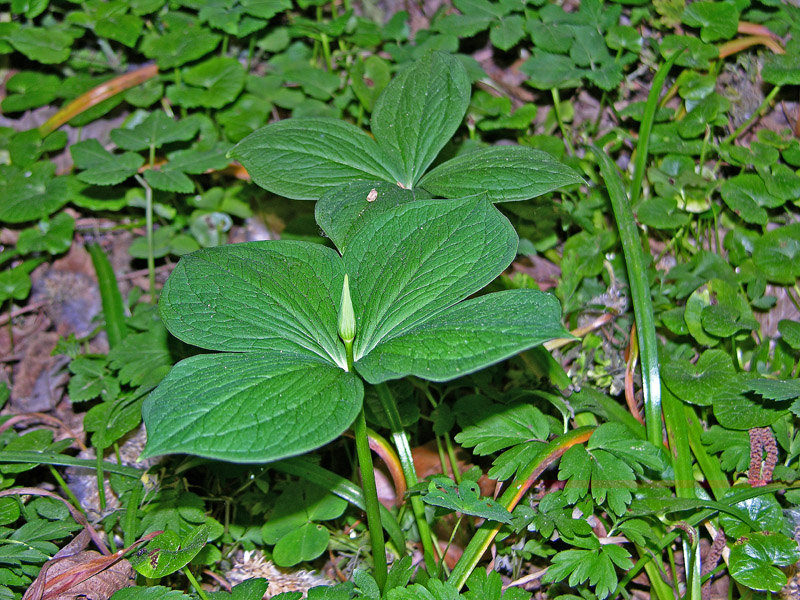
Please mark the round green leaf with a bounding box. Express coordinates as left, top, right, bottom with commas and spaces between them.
729, 532, 800, 592
272, 522, 330, 567
753, 224, 800, 284
719, 493, 784, 539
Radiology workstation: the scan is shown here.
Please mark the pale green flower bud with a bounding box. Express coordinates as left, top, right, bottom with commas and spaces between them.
338, 274, 356, 344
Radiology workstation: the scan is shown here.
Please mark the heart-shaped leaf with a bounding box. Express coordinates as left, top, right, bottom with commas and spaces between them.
371, 51, 471, 188
418, 145, 583, 203
229, 118, 396, 199
729, 532, 800, 592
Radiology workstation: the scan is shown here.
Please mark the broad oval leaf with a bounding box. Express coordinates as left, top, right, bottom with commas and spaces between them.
344, 195, 517, 362
371, 51, 471, 188
142, 353, 363, 462
160, 241, 347, 369
130, 525, 210, 578
356, 290, 569, 383
418, 145, 583, 202
229, 118, 396, 200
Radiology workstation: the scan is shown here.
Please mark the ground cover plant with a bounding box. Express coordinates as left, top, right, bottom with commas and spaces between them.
0, 0, 800, 599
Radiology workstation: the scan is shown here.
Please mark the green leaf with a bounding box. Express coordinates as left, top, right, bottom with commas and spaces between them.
662, 349, 745, 406
720, 174, 781, 225
241, 0, 292, 19
681, 1, 739, 42
455, 403, 549, 455
0, 264, 32, 302
637, 196, 691, 229
7, 27, 71, 63
71, 139, 144, 186
16, 212, 74, 255
0, 162, 69, 223
67, 357, 119, 403
141, 27, 221, 69
748, 378, 800, 402
229, 118, 396, 200
167, 57, 246, 109
142, 353, 363, 462
762, 50, 800, 86
465, 569, 531, 600
129, 525, 209, 578
371, 51, 471, 188
520, 51, 584, 89
490, 15, 526, 51
543, 545, 632, 600
159, 241, 347, 367
419, 146, 582, 202
719, 492, 784, 539
423, 476, 512, 523
144, 169, 195, 193
659, 34, 718, 69
357, 290, 568, 383
107, 322, 174, 388
1, 71, 59, 112
110, 111, 200, 151
526, 20, 573, 54
779, 318, 800, 349
315, 181, 424, 252
752, 224, 800, 284
273, 522, 330, 567
208, 579, 269, 600
729, 532, 800, 592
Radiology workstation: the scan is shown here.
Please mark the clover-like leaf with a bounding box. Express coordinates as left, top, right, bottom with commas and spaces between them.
418, 146, 582, 203
371, 51, 471, 188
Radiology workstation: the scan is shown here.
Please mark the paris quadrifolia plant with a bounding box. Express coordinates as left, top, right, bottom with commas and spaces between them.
141, 51, 582, 589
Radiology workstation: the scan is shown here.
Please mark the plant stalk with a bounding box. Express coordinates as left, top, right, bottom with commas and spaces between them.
353, 408, 388, 591
375, 382, 438, 573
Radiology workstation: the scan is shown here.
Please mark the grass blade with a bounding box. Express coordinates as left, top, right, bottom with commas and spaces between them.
88, 244, 127, 349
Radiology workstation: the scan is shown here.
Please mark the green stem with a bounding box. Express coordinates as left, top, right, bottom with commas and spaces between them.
134, 174, 156, 302
375, 383, 437, 573
447, 427, 594, 590
630, 50, 681, 207
353, 408, 388, 591
96, 452, 107, 511
551, 88, 575, 156
661, 385, 694, 499
183, 567, 211, 600
593, 146, 662, 447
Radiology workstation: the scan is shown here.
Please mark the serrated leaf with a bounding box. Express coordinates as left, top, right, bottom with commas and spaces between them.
129, 525, 209, 578
67, 356, 120, 403
164, 146, 231, 174
543, 545, 631, 600
141, 27, 221, 69
371, 51, 471, 188
0, 264, 32, 302
230, 118, 396, 200
729, 532, 800, 592
71, 139, 144, 186
241, 0, 292, 18
107, 322, 174, 388
144, 169, 195, 193
142, 353, 363, 462
587, 423, 664, 471
423, 476, 512, 523
454, 403, 549, 455
419, 145, 582, 202
520, 51, 584, 89
167, 57, 246, 109
111, 112, 200, 151
490, 15, 525, 51
208, 579, 269, 600
762, 50, 800, 86
748, 378, 800, 402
